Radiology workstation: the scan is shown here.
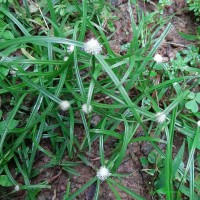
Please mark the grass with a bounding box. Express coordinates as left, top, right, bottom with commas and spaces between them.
0, 0, 200, 199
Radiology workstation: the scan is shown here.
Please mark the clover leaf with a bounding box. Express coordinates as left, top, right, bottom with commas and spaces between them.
195, 93, 200, 103
185, 99, 198, 113
0, 175, 13, 187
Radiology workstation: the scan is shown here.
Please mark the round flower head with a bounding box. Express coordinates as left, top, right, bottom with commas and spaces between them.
156, 112, 166, 123
82, 103, 92, 114
154, 54, 163, 63
59, 100, 70, 111
83, 38, 102, 55
67, 45, 74, 53
15, 185, 20, 191
10, 67, 18, 77
29, 3, 38, 13
10, 70, 17, 77
197, 120, 200, 127
96, 166, 111, 181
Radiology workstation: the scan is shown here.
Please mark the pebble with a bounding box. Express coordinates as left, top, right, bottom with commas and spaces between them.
91, 114, 101, 127
163, 57, 169, 62
167, 6, 175, 15
60, 185, 66, 191
166, 34, 174, 41
111, 0, 121, 6
141, 142, 152, 156
168, 52, 175, 59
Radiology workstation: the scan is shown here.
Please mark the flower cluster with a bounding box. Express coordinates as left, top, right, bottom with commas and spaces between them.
67, 45, 74, 53
156, 112, 166, 123
81, 103, 93, 114
154, 54, 163, 63
96, 166, 111, 181
65, 38, 102, 59
59, 101, 93, 114
15, 185, 20, 191
83, 38, 102, 55
59, 100, 70, 111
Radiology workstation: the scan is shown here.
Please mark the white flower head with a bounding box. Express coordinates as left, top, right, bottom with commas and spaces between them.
197, 120, 200, 127
15, 185, 20, 191
154, 54, 163, 63
82, 103, 93, 114
10, 70, 17, 77
96, 166, 111, 181
59, 100, 70, 111
156, 112, 166, 123
67, 45, 74, 53
10, 67, 18, 77
83, 38, 102, 55
64, 56, 68, 61
29, 4, 39, 13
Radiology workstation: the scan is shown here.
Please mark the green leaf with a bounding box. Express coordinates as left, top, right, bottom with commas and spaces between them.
0, 175, 14, 186
185, 100, 198, 113
140, 157, 148, 167
107, 21, 115, 32
178, 32, 199, 41
172, 141, 185, 178
187, 92, 195, 100
2, 30, 14, 39
164, 106, 177, 200
112, 117, 133, 171
108, 178, 145, 200
155, 172, 165, 193
0, 119, 19, 134
107, 181, 122, 200
0, 110, 2, 119
179, 185, 199, 200
195, 93, 200, 104
150, 71, 157, 77
0, 66, 9, 79
148, 151, 156, 164
67, 177, 97, 200
153, 63, 163, 70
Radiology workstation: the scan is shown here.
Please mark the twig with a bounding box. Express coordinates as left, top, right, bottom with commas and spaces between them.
47, 170, 62, 184
164, 41, 186, 47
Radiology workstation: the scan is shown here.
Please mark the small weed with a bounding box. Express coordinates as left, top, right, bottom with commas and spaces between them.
185, 92, 200, 113
144, 0, 172, 14
157, 0, 172, 14
187, 0, 200, 21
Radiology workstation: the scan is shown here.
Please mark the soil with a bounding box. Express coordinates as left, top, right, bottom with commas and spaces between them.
1, 0, 199, 200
